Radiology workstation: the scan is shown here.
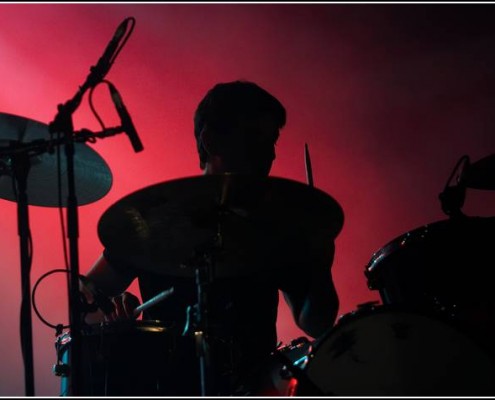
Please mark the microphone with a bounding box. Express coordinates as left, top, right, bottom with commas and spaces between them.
79, 276, 115, 316
108, 83, 144, 153
91, 18, 130, 85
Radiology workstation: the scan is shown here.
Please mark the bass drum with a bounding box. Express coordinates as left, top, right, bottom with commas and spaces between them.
297, 306, 495, 396
56, 320, 176, 396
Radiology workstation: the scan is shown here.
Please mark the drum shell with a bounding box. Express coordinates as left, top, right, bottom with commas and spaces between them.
57, 320, 175, 396
299, 306, 495, 396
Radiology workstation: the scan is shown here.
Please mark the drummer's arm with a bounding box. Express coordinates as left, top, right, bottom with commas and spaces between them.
85, 253, 136, 296
280, 239, 339, 338
80, 253, 139, 323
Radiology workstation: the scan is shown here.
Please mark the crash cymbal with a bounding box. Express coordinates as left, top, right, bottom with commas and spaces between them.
98, 174, 344, 278
465, 154, 495, 190
0, 112, 112, 206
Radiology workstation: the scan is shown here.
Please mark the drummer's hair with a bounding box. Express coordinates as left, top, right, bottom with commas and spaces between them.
194, 80, 286, 167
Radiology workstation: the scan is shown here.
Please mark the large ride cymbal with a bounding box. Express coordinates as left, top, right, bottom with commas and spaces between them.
98, 174, 344, 278
0, 112, 112, 206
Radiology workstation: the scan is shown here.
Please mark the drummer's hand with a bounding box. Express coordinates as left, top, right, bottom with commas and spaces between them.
105, 292, 141, 321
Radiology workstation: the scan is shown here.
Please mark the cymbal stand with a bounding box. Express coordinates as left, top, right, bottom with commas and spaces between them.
10, 145, 35, 396
181, 247, 216, 396
2, 139, 84, 396
0, 131, 124, 396
195, 259, 213, 396
183, 213, 227, 396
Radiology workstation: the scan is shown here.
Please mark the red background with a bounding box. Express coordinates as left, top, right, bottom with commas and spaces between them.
1, 3, 495, 395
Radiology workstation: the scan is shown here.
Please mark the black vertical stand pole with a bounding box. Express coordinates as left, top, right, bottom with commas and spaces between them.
195, 265, 211, 396
13, 151, 35, 396
50, 107, 83, 396
64, 116, 83, 396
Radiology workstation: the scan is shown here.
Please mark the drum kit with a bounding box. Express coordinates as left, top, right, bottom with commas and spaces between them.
2, 108, 495, 396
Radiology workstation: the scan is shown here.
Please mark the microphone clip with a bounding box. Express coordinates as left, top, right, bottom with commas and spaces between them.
439, 155, 470, 218
439, 185, 466, 217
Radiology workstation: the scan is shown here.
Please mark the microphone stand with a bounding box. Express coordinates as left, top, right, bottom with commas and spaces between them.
49, 95, 83, 396
47, 18, 131, 395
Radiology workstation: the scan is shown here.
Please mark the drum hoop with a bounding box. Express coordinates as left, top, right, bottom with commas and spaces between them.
75, 319, 174, 337
311, 304, 469, 355
365, 216, 495, 274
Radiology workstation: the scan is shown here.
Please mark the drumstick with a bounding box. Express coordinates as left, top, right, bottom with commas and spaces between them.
304, 143, 314, 187
133, 287, 175, 317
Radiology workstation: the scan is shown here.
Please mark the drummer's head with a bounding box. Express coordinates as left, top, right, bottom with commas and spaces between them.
194, 80, 286, 176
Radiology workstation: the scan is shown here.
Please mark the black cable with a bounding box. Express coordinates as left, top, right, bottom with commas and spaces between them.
32, 269, 70, 330
88, 84, 107, 130
31, 268, 92, 330
88, 79, 123, 131
56, 130, 69, 270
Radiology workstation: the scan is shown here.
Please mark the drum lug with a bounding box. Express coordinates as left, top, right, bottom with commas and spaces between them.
52, 363, 70, 377
279, 365, 292, 380
337, 301, 380, 324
